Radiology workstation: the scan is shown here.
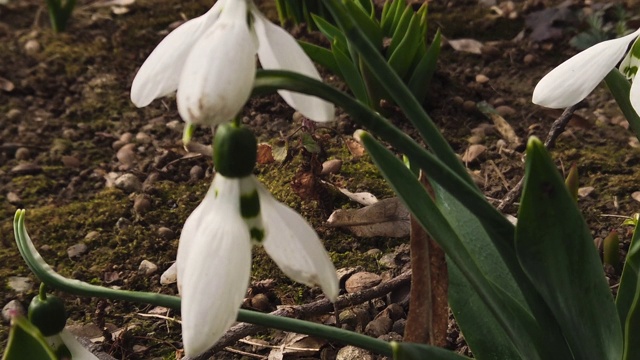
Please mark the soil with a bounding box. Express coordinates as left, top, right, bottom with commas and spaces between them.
1, 0, 640, 359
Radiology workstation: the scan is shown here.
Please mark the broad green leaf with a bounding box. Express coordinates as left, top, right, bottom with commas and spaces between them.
408, 29, 441, 103
392, 341, 471, 360
2, 316, 57, 360
516, 137, 623, 360
605, 69, 640, 143
333, 37, 369, 104
301, 133, 320, 153
618, 220, 640, 360
388, 12, 422, 79
298, 40, 342, 77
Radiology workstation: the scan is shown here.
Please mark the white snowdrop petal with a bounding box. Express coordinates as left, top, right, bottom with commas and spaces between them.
629, 72, 640, 117
177, 175, 252, 357
253, 10, 335, 122
130, 0, 226, 107
177, 0, 257, 126
58, 330, 100, 360
256, 180, 338, 301
533, 28, 640, 108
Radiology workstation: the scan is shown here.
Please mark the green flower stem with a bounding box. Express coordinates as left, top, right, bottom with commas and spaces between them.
12, 210, 392, 357
604, 69, 640, 142
253, 70, 513, 241
321, 0, 472, 186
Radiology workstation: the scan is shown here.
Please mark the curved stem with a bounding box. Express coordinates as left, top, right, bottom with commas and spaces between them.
13, 210, 392, 357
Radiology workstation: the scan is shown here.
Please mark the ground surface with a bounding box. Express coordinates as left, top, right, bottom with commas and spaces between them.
1, 0, 640, 359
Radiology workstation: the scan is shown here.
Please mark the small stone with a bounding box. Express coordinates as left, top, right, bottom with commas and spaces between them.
495, 105, 516, 117
138, 260, 158, 276
189, 165, 204, 181
15, 147, 30, 160
392, 318, 406, 335
166, 120, 183, 132
378, 253, 398, 269
7, 192, 21, 205
115, 217, 131, 230
7, 277, 33, 293
160, 263, 177, 285
365, 316, 393, 337
523, 54, 536, 65
135, 132, 152, 144
336, 346, 373, 360
6, 109, 22, 120
67, 243, 88, 259
250, 293, 272, 312
11, 163, 42, 175
61, 155, 81, 168
24, 39, 40, 56
120, 132, 133, 143
380, 303, 405, 321
116, 143, 137, 168
462, 100, 477, 113
365, 248, 381, 257
345, 272, 382, 293
158, 227, 175, 240
133, 194, 151, 214
321, 159, 343, 175
475, 74, 490, 83
114, 173, 142, 193
84, 231, 100, 242
3, 300, 26, 322
467, 135, 484, 144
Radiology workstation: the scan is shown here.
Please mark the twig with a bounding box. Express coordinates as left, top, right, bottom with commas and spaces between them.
187, 271, 412, 360
497, 105, 577, 211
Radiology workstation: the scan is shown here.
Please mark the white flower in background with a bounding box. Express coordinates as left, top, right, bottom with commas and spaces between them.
175, 174, 338, 357
47, 329, 100, 360
130, 0, 334, 126
533, 28, 640, 113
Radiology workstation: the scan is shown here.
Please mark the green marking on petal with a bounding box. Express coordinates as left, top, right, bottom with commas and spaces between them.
240, 190, 260, 218
250, 227, 264, 242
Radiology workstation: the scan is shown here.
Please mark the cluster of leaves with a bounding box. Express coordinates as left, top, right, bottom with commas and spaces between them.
570, 4, 630, 50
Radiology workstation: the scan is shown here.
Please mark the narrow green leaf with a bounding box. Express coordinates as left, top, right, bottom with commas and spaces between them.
605, 69, 640, 142
408, 29, 441, 103
381, 0, 401, 34
388, 4, 413, 57
623, 276, 640, 360
392, 341, 471, 360
516, 137, 623, 360
333, 37, 369, 104
618, 219, 640, 360
312, 14, 341, 43
344, 0, 382, 50
388, 12, 422, 79
2, 316, 57, 360
298, 41, 342, 77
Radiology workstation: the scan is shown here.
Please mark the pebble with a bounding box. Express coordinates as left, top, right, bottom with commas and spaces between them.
2, 300, 25, 322
495, 105, 516, 117
158, 227, 175, 240
250, 293, 272, 312
116, 143, 137, 168
475, 74, 490, 83
336, 346, 373, 360
364, 316, 393, 337
166, 120, 183, 132
67, 243, 88, 259
523, 53, 536, 65
10, 163, 42, 175
7, 192, 21, 204
24, 39, 40, 56
392, 318, 406, 335
15, 147, 30, 160
364, 248, 381, 257
84, 231, 100, 242
138, 260, 158, 276
133, 194, 151, 214
120, 132, 133, 143
160, 263, 177, 285
135, 132, 152, 144
114, 173, 142, 193
189, 165, 204, 181
462, 100, 477, 113
6, 109, 22, 120
345, 272, 382, 293
321, 159, 342, 175
7, 276, 33, 293
115, 217, 131, 230
61, 155, 81, 168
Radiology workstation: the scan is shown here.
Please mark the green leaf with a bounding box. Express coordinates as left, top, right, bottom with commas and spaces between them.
298, 40, 342, 77
301, 133, 320, 153
332, 37, 369, 104
344, 0, 382, 50
2, 315, 57, 360
392, 341, 471, 360
605, 69, 640, 143
618, 220, 640, 360
381, 0, 401, 34
516, 137, 623, 360
408, 29, 441, 103
388, 12, 422, 79
387, 4, 414, 57
312, 14, 341, 43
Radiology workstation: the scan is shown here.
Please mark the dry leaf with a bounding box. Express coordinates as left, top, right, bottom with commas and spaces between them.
477, 101, 522, 148
272, 141, 288, 162
345, 137, 365, 158
632, 191, 640, 203
447, 38, 484, 54
322, 180, 378, 205
461, 144, 486, 163
578, 186, 595, 198
327, 197, 410, 238
257, 143, 275, 164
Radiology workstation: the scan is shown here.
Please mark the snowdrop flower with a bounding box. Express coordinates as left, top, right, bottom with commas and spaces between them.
175, 123, 338, 357
46, 330, 100, 360
533, 28, 640, 113
131, 0, 334, 126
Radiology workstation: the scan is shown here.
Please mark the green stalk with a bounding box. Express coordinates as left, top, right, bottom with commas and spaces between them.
604, 69, 640, 142
13, 210, 392, 356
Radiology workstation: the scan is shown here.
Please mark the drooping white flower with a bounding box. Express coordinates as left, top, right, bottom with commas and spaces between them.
130, 0, 334, 126
533, 28, 640, 113
176, 174, 338, 357
46, 329, 100, 360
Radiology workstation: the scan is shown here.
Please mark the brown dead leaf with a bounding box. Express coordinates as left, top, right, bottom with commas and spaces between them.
256, 143, 274, 164
477, 101, 522, 148
345, 137, 365, 158
326, 197, 410, 237
447, 38, 484, 54
461, 144, 486, 163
